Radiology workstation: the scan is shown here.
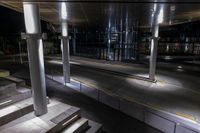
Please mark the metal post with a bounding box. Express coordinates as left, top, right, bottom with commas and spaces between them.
73, 28, 76, 55
149, 10, 160, 81
23, 2, 47, 116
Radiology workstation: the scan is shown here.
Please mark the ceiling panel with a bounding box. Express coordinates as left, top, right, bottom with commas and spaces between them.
0, 0, 200, 29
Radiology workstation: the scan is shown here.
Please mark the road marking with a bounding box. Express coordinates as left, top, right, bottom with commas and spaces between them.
147, 103, 162, 110
175, 112, 196, 122
0, 100, 12, 106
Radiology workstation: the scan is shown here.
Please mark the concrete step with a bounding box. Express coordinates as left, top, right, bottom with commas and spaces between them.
0, 87, 31, 109
0, 77, 31, 109
48, 106, 81, 133
0, 100, 81, 133
4, 76, 26, 86
86, 120, 103, 133
0, 98, 33, 126
0, 79, 16, 95
60, 117, 89, 133
0, 97, 103, 133
0, 69, 10, 78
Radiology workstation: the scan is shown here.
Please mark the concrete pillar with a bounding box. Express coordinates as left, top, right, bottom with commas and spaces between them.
149, 10, 160, 81
60, 15, 70, 84
23, 2, 47, 116
61, 37, 70, 84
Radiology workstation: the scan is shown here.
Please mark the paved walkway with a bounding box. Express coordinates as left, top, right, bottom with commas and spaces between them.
0, 62, 161, 133
45, 56, 200, 125
2, 55, 200, 132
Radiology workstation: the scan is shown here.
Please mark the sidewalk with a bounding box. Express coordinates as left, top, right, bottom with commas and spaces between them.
46, 55, 200, 93
45, 56, 200, 132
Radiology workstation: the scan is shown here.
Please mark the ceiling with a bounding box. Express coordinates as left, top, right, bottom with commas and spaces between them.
1, 0, 200, 30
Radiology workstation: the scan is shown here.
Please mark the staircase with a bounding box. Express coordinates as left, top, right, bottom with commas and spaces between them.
0, 70, 103, 133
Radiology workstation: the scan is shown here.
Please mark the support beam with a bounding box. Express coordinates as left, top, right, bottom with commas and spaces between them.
61, 35, 70, 84
60, 2, 70, 84
149, 6, 160, 81
23, 2, 47, 116
149, 30, 159, 81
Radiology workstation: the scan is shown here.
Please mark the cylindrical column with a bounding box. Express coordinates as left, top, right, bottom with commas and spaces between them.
60, 2, 70, 84
61, 22, 70, 84
23, 2, 47, 116
149, 13, 159, 81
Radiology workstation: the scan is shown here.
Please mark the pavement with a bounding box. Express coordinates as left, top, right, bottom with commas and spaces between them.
1, 54, 200, 132
45, 55, 200, 125
0, 98, 73, 133
0, 58, 162, 133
